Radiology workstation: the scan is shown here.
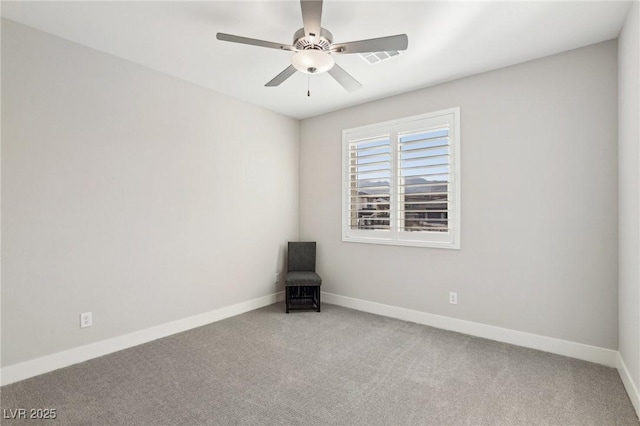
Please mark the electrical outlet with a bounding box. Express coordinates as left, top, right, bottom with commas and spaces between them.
80, 312, 92, 328
275, 272, 280, 283
449, 292, 458, 305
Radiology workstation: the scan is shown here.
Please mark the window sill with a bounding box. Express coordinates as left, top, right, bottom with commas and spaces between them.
342, 235, 460, 250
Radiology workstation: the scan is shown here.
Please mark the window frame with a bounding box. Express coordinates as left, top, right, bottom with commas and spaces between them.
341, 107, 461, 249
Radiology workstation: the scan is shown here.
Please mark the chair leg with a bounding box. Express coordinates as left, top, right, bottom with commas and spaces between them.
317, 287, 321, 312
285, 287, 290, 313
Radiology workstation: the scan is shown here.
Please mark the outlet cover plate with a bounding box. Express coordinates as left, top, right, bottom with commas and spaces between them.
80, 312, 92, 328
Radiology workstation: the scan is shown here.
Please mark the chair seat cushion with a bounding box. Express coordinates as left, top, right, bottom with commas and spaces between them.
286, 271, 322, 286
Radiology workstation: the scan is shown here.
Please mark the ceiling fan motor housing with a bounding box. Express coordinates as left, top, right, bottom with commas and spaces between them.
293, 27, 333, 51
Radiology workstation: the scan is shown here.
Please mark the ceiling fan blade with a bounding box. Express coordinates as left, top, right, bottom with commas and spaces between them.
331, 34, 408, 54
217, 33, 295, 51
328, 64, 362, 92
300, 0, 323, 40
265, 65, 297, 87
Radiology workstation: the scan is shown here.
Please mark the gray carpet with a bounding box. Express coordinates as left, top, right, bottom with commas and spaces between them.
1, 303, 638, 425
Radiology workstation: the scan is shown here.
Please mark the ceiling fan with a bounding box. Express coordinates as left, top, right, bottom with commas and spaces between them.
216, 0, 408, 94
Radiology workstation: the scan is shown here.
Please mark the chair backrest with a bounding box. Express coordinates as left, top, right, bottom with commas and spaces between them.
288, 242, 316, 272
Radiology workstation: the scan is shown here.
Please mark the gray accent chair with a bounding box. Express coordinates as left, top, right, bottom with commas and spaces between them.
286, 242, 322, 313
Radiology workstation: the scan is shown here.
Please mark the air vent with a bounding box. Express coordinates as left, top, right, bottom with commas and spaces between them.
360, 51, 400, 65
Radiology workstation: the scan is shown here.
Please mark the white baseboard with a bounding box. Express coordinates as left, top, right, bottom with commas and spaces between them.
322, 292, 618, 368
1, 292, 284, 386
617, 353, 640, 418
2, 289, 631, 413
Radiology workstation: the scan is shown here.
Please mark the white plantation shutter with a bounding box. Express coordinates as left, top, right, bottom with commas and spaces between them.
347, 135, 392, 233
398, 128, 450, 233
342, 108, 460, 249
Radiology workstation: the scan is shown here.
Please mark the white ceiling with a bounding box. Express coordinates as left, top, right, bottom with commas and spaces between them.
1, 1, 633, 119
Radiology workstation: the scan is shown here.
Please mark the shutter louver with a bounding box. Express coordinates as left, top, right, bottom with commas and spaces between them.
398, 128, 450, 233
348, 136, 392, 231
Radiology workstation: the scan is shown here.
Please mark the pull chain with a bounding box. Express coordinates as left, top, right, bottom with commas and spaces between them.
307, 73, 310, 97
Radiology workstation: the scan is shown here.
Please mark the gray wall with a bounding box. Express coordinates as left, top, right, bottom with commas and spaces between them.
1, 20, 299, 367
300, 41, 619, 349
618, 1, 640, 394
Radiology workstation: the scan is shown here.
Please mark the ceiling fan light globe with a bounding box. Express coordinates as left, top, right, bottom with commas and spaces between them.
291, 50, 334, 74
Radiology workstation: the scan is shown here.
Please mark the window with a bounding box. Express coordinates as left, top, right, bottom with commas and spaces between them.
342, 108, 460, 249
